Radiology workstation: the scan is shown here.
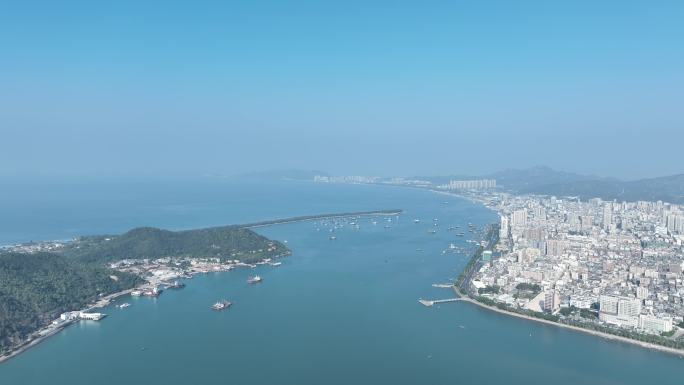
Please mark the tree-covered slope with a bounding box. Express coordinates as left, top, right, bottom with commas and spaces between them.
0, 252, 141, 352
62, 226, 289, 264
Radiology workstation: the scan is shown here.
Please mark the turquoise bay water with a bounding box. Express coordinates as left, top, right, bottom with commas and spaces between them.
1, 179, 683, 384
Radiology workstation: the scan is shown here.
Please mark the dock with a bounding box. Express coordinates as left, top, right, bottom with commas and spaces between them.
418, 298, 463, 307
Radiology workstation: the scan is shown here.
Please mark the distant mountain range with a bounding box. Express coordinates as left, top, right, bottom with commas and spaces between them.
419, 166, 684, 203
496, 167, 684, 204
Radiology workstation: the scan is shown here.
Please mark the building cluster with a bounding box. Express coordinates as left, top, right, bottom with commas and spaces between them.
473, 194, 684, 335
438, 179, 497, 190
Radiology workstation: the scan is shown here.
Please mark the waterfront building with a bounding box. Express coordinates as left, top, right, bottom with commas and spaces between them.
639, 314, 673, 334
444, 179, 496, 190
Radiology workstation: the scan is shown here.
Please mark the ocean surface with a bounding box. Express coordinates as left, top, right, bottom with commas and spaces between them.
1, 178, 683, 384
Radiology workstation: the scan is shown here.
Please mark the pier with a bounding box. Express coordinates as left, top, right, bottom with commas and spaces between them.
418, 298, 463, 307
240, 209, 403, 229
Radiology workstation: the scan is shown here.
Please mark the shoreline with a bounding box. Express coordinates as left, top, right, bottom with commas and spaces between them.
0, 287, 135, 364
454, 292, 684, 359
411, 183, 684, 359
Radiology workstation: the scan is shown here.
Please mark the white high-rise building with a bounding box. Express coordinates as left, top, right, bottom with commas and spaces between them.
639, 314, 673, 334
603, 204, 613, 230
511, 209, 527, 228
499, 215, 510, 240
636, 286, 649, 300
599, 295, 641, 328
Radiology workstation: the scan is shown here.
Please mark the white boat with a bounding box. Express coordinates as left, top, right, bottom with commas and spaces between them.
247, 275, 263, 284
118, 303, 131, 309
130, 290, 142, 296
211, 300, 231, 311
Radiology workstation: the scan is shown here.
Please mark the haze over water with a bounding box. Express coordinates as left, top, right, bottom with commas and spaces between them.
0, 180, 682, 384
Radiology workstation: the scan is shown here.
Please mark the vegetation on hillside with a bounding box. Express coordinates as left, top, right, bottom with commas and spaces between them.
0, 252, 141, 352
1, 224, 289, 354
62, 226, 289, 264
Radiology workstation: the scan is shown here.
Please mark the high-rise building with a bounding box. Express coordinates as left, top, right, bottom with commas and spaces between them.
543, 289, 559, 313
545, 239, 566, 256
599, 295, 641, 328
636, 286, 649, 300
499, 215, 510, 239
511, 209, 527, 228
639, 314, 673, 334
603, 204, 613, 230
444, 179, 496, 190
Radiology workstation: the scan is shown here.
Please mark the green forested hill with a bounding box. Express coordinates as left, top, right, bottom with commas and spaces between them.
62, 226, 289, 264
0, 252, 141, 352
1, 225, 288, 353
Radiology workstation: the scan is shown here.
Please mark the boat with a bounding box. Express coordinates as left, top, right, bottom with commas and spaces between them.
247, 275, 263, 284
414, 219, 420, 223
118, 303, 131, 309
130, 290, 142, 296
211, 300, 232, 311
428, 229, 437, 234
167, 280, 185, 289
143, 286, 162, 297
270, 262, 282, 266
329, 235, 337, 240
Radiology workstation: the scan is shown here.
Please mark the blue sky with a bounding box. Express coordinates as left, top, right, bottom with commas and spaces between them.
1, 0, 682, 179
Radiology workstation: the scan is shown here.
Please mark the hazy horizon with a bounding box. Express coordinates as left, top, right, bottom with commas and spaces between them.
2, 1, 683, 179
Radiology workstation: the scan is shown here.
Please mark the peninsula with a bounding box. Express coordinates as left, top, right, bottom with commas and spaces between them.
0, 209, 401, 363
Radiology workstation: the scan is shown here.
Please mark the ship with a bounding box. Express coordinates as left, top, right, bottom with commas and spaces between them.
143, 286, 162, 297
414, 219, 420, 223
118, 303, 131, 309
329, 235, 337, 240
130, 290, 142, 296
211, 300, 232, 311
166, 280, 185, 289
247, 275, 263, 284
